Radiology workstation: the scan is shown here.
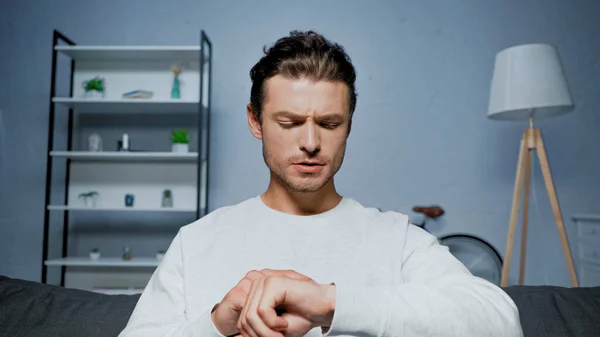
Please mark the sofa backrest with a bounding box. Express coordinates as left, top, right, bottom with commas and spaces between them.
2, 275, 600, 337
0, 275, 140, 336
503, 285, 600, 337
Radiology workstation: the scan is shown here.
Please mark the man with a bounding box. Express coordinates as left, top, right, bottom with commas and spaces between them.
119, 30, 523, 337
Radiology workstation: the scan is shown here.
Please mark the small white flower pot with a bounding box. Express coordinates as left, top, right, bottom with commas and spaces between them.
171, 143, 189, 153
156, 252, 165, 262
83, 90, 105, 99
89, 252, 101, 260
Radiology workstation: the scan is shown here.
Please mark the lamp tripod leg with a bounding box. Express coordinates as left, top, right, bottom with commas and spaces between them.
534, 130, 579, 287
519, 149, 531, 285
501, 134, 529, 287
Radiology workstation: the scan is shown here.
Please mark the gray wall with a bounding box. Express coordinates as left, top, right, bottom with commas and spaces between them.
1, 0, 599, 287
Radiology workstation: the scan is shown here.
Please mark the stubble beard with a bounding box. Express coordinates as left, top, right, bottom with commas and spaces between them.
262, 143, 345, 193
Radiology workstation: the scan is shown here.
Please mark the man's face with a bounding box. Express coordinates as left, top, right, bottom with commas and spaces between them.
248, 75, 351, 193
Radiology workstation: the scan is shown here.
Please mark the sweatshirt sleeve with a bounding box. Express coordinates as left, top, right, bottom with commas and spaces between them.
323, 223, 524, 337
118, 230, 226, 337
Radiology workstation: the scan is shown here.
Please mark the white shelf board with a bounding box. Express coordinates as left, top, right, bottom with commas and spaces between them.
47, 205, 197, 212
50, 151, 198, 162
53, 97, 200, 114
571, 214, 600, 221
92, 288, 145, 295
55, 45, 201, 62
44, 257, 160, 267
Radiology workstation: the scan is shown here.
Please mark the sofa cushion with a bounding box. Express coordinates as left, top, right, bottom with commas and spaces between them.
0, 275, 140, 337
2, 274, 599, 337
503, 285, 600, 337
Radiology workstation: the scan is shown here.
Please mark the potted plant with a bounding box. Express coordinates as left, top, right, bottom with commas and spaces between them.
89, 248, 101, 260
122, 246, 132, 261
171, 129, 190, 153
81, 76, 105, 99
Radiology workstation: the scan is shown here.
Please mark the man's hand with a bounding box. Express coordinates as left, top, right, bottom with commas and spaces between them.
211, 269, 315, 337
237, 272, 336, 337
211, 270, 264, 336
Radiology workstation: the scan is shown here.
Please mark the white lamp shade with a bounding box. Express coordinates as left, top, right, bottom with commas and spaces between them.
487, 43, 574, 121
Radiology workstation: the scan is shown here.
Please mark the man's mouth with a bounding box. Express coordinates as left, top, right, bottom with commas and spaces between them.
296, 161, 325, 166
293, 161, 325, 173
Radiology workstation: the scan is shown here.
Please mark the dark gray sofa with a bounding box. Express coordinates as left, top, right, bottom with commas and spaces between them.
1, 275, 599, 336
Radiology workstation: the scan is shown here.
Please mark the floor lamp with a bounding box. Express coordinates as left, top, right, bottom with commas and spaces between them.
487, 43, 579, 287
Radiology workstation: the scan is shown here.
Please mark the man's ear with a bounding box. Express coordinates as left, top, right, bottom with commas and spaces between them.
247, 104, 263, 140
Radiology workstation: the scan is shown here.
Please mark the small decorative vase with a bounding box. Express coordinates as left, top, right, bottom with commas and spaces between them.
89, 250, 101, 260
88, 133, 103, 152
171, 76, 181, 99
125, 194, 134, 207
171, 143, 189, 153
162, 189, 173, 208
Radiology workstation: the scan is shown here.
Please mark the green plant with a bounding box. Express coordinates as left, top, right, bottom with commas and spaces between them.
82, 77, 105, 92
171, 130, 190, 144
91, 248, 99, 253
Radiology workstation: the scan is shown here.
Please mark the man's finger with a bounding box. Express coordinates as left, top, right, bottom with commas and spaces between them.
258, 276, 289, 321
237, 278, 253, 294
246, 278, 284, 337
260, 269, 313, 281
244, 270, 266, 281
257, 301, 289, 331
239, 277, 260, 325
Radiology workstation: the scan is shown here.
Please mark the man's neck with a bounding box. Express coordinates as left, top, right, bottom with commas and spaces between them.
261, 177, 343, 216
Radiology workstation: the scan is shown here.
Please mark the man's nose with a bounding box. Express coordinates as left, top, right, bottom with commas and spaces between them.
299, 122, 320, 155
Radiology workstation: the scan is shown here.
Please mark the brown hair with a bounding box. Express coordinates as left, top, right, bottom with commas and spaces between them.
249, 30, 357, 122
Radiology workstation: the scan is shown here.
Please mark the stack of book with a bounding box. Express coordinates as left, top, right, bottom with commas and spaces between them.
122, 90, 154, 99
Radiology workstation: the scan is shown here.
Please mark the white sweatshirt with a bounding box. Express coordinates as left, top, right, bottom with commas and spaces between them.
119, 196, 523, 337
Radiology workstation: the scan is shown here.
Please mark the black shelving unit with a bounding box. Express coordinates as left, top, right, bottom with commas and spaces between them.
41, 29, 212, 288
